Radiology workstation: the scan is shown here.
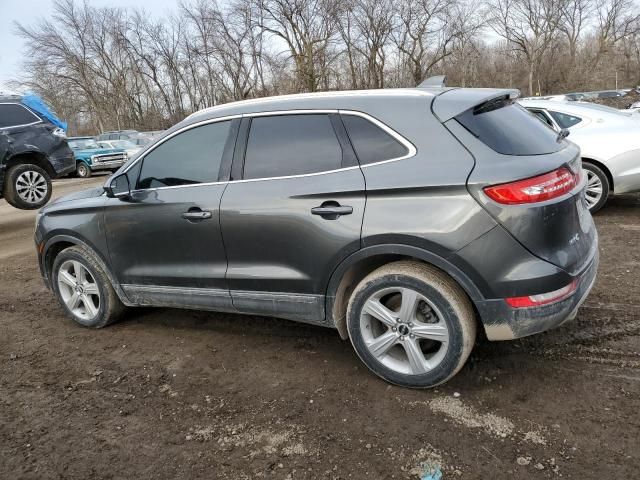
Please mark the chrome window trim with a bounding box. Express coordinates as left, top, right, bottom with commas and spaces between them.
0, 102, 43, 129
121, 109, 416, 192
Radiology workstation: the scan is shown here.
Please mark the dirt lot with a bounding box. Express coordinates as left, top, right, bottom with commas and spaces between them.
1, 177, 639, 480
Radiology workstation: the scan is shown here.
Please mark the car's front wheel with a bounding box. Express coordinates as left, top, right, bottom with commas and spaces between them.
76, 162, 91, 178
347, 261, 476, 388
52, 246, 125, 328
582, 162, 610, 213
3, 164, 52, 210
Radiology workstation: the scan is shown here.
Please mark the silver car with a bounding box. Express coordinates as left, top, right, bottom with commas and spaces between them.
519, 99, 640, 212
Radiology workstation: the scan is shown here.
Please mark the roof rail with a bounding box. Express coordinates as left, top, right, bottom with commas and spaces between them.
418, 75, 447, 88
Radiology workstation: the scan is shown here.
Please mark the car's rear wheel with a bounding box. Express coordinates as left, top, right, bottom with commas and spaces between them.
76, 162, 91, 178
347, 261, 476, 388
52, 246, 125, 328
582, 162, 609, 213
3, 164, 52, 210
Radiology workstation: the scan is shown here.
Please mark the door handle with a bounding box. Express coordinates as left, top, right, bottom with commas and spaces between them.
181, 208, 212, 221
311, 202, 353, 219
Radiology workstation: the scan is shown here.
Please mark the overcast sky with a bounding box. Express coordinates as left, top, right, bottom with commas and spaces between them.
0, 0, 179, 89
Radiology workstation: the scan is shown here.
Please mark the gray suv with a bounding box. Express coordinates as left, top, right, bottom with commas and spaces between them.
34, 88, 599, 388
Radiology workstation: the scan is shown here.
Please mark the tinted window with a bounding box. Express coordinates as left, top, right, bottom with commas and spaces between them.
0, 103, 40, 128
548, 111, 582, 129
342, 115, 409, 165
456, 98, 564, 155
137, 121, 231, 189
243, 114, 342, 179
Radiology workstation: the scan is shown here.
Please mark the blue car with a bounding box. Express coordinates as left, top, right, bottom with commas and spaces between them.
67, 137, 128, 178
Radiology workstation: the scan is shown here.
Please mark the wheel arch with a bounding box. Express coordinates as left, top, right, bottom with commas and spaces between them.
325, 244, 483, 340
582, 157, 614, 192
42, 234, 133, 306
6, 151, 55, 177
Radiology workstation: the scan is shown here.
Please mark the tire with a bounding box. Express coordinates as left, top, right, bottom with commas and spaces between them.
3, 164, 52, 210
582, 162, 610, 213
347, 261, 476, 388
51, 246, 125, 328
76, 162, 91, 178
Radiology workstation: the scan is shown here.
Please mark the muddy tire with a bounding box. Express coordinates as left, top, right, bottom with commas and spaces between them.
52, 246, 125, 328
3, 164, 52, 210
76, 162, 92, 178
347, 261, 476, 388
582, 162, 609, 213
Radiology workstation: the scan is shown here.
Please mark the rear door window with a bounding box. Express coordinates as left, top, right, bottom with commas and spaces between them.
548, 111, 582, 129
0, 103, 41, 128
242, 114, 343, 179
456, 98, 565, 155
341, 114, 409, 165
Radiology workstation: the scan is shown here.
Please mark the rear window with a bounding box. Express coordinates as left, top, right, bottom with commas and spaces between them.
456, 98, 565, 155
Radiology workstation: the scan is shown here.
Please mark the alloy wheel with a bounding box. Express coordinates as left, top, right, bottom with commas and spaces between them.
16, 170, 48, 204
57, 260, 101, 320
584, 169, 603, 210
359, 287, 450, 375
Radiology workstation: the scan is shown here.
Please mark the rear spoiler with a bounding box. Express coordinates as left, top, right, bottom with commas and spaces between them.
431, 88, 521, 122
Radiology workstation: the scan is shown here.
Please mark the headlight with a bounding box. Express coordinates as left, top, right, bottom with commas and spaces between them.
90, 155, 97, 165
35, 211, 44, 229
52, 127, 66, 138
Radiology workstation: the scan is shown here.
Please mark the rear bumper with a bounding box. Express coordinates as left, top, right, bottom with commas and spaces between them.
477, 249, 599, 340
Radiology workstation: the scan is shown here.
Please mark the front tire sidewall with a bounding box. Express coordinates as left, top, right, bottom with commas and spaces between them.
76, 163, 91, 178
348, 274, 468, 388
52, 249, 111, 328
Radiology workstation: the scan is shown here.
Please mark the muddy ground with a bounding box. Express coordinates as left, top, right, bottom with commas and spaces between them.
1, 177, 639, 479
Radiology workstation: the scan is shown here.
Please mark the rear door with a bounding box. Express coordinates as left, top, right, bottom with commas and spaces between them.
219, 112, 365, 324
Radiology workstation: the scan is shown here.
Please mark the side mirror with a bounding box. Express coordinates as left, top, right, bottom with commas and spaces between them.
104, 173, 130, 199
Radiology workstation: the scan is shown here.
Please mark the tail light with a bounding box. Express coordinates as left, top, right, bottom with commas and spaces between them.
505, 280, 578, 308
484, 167, 577, 205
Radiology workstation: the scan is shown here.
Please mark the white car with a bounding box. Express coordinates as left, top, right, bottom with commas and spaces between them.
96, 139, 142, 159
518, 99, 640, 212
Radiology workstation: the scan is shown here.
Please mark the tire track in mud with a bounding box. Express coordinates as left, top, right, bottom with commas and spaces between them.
519, 302, 640, 368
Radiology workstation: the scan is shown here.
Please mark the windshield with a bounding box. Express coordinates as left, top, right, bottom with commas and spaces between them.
69, 139, 100, 149
111, 140, 137, 148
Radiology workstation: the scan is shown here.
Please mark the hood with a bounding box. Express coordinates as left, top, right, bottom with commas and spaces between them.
43, 186, 104, 211
73, 147, 125, 159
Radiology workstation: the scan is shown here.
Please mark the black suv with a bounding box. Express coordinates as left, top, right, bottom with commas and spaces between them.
1, 97, 74, 209
35, 88, 598, 388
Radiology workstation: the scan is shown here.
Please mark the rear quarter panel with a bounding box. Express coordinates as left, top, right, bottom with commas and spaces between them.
360, 98, 497, 257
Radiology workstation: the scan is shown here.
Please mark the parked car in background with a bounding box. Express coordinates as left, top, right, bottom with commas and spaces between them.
35, 87, 598, 388
97, 139, 142, 158
519, 99, 640, 212
0, 96, 74, 209
96, 130, 141, 141
68, 136, 127, 178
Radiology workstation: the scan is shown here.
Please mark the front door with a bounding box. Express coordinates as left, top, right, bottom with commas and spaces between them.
104, 119, 238, 311
220, 113, 366, 324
